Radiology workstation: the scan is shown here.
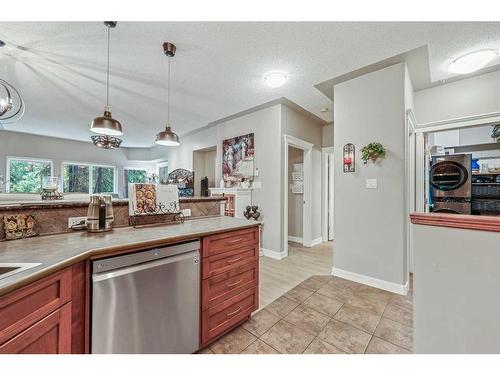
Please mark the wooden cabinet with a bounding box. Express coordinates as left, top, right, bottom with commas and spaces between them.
0, 226, 258, 353
200, 227, 259, 347
0, 303, 72, 354
0, 262, 88, 354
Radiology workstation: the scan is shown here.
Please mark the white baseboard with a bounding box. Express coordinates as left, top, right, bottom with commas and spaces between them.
287, 235, 303, 243
332, 267, 409, 295
311, 237, 323, 247
303, 236, 324, 247
262, 248, 286, 260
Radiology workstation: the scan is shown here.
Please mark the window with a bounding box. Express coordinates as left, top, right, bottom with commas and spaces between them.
7, 158, 52, 193
124, 168, 147, 197
158, 163, 169, 184
63, 164, 89, 193
62, 162, 116, 194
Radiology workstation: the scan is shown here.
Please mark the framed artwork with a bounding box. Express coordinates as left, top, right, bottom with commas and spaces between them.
222, 133, 255, 186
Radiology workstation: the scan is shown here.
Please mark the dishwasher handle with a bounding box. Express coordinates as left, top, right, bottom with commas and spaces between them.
92, 250, 199, 283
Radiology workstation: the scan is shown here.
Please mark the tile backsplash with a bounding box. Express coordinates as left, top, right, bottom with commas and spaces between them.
0, 198, 223, 241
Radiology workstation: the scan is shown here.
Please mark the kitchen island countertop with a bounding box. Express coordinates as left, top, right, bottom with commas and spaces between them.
0, 216, 260, 297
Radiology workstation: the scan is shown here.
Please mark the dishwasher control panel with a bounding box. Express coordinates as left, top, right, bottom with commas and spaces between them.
92, 240, 200, 274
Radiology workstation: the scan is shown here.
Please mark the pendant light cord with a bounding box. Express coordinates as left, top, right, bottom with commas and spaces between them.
106, 25, 110, 108
167, 55, 171, 126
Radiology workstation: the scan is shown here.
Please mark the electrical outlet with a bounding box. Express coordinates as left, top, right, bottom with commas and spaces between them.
181, 208, 191, 217
68, 217, 87, 228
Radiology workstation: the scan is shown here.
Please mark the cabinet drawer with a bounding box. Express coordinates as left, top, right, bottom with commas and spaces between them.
202, 262, 257, 309
202, 228, 259, 258
201, 287, 257, 345
0, 302, 72, 354
202, 245, 258, 279
0, 267, 72, 345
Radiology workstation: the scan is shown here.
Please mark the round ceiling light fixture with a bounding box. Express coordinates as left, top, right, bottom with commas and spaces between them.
264, 72, 287, 88
449, 49, 498, 75
155, 42, 180, 147
90, 21, 124, 139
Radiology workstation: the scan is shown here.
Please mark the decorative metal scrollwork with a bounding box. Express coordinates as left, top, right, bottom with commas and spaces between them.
129, 200, 185, 228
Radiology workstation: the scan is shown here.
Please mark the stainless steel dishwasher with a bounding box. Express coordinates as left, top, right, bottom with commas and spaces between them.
91, 240, 200, 354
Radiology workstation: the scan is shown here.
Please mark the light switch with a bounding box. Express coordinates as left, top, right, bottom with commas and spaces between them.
254, 181, 262, 189
366, 179, 377, 189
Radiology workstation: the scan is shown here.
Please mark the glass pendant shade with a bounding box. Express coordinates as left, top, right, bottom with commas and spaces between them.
155, 125, 180, 146
90, 107, 123, 136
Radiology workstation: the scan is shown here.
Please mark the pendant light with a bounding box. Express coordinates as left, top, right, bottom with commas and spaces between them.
155, 42, 180, 146
0, 78, 25, 124
90, 21, 123, 138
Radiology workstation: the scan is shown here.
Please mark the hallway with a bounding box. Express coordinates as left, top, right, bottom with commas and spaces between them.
259, 241, 333, 308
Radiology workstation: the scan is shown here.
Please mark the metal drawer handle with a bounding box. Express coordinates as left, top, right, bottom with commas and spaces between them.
227, 238, 243, 244
226, 306, 242, 317
226, 279, 242, 288
226, 257, 242, 264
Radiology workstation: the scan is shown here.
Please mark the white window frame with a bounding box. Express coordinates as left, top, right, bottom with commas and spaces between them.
61, 161, 117, 194
6, 156, 54, 193
157, 162, 169, 183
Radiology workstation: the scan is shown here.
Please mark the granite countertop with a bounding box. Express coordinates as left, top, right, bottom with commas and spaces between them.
0, 216, 259, 297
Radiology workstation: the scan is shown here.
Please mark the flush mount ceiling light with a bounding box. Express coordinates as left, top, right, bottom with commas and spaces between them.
0, 78, 25, 124
155, 42, 180, 146
90, 22, 123, 138
449, 49, 498, 75
91, 135, 123, 149
264, 72, 287, 88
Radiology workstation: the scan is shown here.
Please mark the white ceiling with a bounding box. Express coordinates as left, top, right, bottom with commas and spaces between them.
1, 22, 500, 147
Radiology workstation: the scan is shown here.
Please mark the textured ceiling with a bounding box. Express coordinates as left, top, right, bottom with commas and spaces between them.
0, 22, 500, 147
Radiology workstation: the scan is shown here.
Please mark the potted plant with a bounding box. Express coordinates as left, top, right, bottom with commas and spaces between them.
361, 142, 386, 164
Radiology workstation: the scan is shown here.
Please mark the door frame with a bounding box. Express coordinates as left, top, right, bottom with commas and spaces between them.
322, 147, 334, 242
414, 110, 500, 214
283, 134, 313, 257
406, 110, 417, 274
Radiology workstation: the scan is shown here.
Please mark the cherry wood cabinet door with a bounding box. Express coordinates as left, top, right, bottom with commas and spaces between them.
0, 302, 72, 354
0, 267, 72, 345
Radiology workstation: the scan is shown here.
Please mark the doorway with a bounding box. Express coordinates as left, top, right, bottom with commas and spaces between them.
288, 145, 304, 244
192, 146, 216, 197
322, 147, 334, 242
283, 134, 313, 257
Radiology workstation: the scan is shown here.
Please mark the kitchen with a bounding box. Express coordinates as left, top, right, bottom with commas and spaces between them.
2, 9, 500, 373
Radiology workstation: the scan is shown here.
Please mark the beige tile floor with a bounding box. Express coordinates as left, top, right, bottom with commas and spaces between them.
200, 241, 413, 354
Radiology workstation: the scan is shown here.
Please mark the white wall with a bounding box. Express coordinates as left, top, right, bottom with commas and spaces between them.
163, 105, 283, 253
281, 105, 324, 246
413, 224, 500, 353
414, 69, 500, 125
333, 63, 408, 291
322, 124, 334, 147
0, 130, 157, 197
192, 148, 216, 196
288, 146, 303, 239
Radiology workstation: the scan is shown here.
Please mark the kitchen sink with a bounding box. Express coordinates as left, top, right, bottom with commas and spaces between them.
0, 263, 42, 280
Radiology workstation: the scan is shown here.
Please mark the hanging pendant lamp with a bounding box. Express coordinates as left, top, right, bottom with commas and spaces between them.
155, 42, 180, 146
90, 21, 123, 139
